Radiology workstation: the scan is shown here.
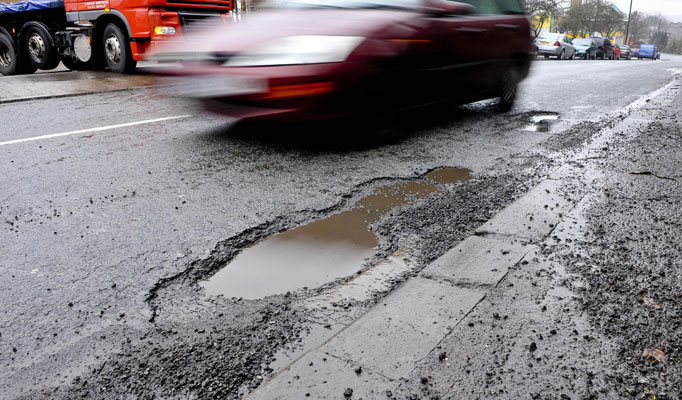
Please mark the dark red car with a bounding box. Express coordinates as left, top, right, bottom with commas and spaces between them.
157, 0, 533, 123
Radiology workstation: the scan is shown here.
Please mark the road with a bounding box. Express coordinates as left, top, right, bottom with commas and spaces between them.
1, 56, 682, 399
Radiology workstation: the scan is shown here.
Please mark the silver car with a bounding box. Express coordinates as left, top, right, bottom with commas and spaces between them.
536, 33, 576, 60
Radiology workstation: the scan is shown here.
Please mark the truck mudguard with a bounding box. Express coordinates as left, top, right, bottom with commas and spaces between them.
0, 0, 64, 14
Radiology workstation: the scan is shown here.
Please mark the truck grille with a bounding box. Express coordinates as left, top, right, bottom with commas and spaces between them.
178, 11, 226, 38
168, 0, 233, 10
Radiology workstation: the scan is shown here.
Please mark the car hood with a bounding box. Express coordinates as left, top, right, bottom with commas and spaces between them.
166, 9, 421, 55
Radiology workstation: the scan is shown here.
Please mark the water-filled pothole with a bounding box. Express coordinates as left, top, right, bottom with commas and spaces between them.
200, 168, 472, 299
524, 114, 560, 132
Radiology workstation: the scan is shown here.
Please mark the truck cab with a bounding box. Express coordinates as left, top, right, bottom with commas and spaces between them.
0, 0, 233, 75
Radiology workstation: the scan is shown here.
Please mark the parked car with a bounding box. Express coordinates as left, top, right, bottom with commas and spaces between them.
638, 44, 660, 60
536, 33, 575, 60
157, 0, 534, 124
618, 44, 633, 59
633, 47, 640, 58
591, 37, 615, 59
613, 44, 621, 60
572, 38, 598, 60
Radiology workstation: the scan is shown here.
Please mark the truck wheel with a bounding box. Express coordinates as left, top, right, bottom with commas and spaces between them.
23, 25, 60, 70
102, 23, 136, 73
62, 56, 92, 71
0, 32, 19, 75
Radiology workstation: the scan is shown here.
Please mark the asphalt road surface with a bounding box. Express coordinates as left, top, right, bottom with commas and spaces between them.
2, 55, 682, 399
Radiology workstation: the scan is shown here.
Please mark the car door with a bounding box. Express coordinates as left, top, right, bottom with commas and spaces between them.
424, 2, 496, 103
431, 0, 511, 101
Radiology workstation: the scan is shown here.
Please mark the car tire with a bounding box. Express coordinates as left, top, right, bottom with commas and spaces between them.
102, 23, 136, 73
569, 51, 574, 60
498, 67, 519, 113
22, 24, 60, 70
558, 49, 564, 60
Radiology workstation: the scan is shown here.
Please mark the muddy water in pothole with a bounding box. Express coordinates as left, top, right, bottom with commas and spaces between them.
200, 168, 471, 299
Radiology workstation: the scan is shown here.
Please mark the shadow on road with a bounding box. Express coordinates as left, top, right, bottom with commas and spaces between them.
207, 102, 500, 153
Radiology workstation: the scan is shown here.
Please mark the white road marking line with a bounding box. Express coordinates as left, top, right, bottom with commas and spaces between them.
0, 115, 192, 147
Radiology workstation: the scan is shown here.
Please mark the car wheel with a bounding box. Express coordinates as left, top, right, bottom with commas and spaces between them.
102, 23, 136, 73
569, 51, 574, 60
558, 49, 564, 60
544, 55, 549, 59
498, 67, 519, 113
22, 25, 60, 70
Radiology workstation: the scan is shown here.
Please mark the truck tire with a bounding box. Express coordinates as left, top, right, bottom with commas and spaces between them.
62, 56, 92, 71
0, 31, 19, 75
22, 25, 60, 70
102, 23, 136, 73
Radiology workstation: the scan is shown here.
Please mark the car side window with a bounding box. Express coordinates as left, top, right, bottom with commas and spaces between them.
456, 0, 502, 15
495, 0, 524, 14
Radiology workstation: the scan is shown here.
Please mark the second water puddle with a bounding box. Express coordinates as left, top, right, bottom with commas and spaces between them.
200, 168, 472, 299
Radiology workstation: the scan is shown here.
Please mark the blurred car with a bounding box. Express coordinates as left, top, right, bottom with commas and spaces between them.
156, 0, 534, 123
633, 47, 640, 58
613, 44, 621, 60
617, 44, 632, 59
536, 33, 575, 60
591, 37, 615, 59
572, 38, 597, 60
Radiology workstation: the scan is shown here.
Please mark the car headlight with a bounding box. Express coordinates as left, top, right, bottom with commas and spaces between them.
224, 35, 365, 67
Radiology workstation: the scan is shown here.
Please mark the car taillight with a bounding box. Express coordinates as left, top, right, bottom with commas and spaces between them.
601, 45, 606, 50
554, 41, 561, 47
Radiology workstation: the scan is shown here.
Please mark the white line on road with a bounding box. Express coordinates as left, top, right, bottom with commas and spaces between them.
0, 115, 192, 147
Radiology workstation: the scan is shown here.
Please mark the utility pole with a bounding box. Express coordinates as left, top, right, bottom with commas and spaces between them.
625, 0, 634, 45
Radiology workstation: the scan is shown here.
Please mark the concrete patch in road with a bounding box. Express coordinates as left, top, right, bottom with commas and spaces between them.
320, 278, 484, 380
421, 236, 533, 286
475, 179, 578, 240
247, 350, 395, 400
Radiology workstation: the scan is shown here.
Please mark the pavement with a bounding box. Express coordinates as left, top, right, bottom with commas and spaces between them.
245, 73, 682, 400
1, 56, 682, 399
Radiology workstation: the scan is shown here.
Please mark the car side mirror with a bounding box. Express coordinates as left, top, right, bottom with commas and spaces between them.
422, 0, 474, 17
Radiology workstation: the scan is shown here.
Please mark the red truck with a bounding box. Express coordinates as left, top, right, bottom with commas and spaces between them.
0, 0, 233, 75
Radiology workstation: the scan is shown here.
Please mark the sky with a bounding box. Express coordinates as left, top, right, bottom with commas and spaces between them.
612, 0, 682, 22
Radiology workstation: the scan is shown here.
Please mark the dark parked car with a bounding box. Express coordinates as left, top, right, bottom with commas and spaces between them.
572, 38, 598, 60
618, 44, 633, 59
592, 37, 615, 59
157, 0, 534, 124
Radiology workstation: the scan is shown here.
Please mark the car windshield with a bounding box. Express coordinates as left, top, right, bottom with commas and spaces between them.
268, 0, 420, 9
573, 39, 592, 46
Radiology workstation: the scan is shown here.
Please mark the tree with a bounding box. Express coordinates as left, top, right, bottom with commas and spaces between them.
523, 0, 562, 38
595, 2, 625, 38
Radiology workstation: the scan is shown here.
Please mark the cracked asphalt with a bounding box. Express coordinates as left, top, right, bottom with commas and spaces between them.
1, 56, 682, 399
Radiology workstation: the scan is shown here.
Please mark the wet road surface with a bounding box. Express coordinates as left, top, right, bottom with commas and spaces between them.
1, 55, 682, 398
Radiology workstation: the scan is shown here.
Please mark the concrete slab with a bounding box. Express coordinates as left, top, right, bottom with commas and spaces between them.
421, 236, 532, 286
247, 350, 395, 400
306, 249, 414, 307
321, 277, 485, 380
475, 179, 577, 240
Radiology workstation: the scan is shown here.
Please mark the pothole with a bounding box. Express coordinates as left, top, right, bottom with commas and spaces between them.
524, 114, 560, 132
199, 168, 472, 299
